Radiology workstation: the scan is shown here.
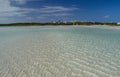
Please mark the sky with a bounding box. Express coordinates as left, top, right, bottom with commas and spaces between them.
0, 0, 120, 23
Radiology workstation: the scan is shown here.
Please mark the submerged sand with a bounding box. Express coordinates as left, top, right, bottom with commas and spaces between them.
0, 26, 120, 77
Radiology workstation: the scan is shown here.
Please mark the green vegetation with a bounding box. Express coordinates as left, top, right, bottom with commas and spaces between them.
0, 22, 72, 26
73, 22, 118, 26
0, 22, 119, 26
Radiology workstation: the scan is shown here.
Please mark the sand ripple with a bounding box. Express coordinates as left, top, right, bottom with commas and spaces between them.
0, 26, 120, 77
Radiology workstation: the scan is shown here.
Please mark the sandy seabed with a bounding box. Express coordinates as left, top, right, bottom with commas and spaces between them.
0, 26, 120, 77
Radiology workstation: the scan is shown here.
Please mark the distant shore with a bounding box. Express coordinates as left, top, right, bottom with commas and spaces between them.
0, 22, 119, 26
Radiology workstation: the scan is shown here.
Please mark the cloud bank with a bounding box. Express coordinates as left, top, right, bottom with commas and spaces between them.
0, 0, 78, 23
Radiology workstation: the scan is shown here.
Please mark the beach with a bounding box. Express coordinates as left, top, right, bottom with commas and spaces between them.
0, 26, 120, 77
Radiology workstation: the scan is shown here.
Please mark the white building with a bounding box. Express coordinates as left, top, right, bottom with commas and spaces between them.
117, 22, 120, 25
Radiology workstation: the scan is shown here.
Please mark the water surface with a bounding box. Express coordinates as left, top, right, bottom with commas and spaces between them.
0, 26, 120, 77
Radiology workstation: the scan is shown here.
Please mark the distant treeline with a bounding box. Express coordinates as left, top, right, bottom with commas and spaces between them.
0, 22, 119, 26
73, 22, 118, 26
0, 22, 72, 26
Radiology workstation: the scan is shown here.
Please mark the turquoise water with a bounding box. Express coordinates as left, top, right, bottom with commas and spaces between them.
0, 26, 120, 77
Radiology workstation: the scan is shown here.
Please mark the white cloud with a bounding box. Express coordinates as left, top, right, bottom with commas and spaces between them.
26, 16, 33, 20
104, 15, 110, 18
0, 0, 25, 16
40, 6, 78, 13
0, 0, 37, 17
0, 0, 18, 12
0, 0, 78, 23
37, 13, 71, 19
13, 0, 27, 4
36, 6, 77, 19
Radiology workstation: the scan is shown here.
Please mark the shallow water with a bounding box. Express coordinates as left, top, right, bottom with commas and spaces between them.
0, 26, 120, 77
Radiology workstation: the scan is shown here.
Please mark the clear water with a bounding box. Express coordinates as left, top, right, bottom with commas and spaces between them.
0, 26, 120, 77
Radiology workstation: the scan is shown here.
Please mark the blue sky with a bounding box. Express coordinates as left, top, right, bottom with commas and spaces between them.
0, 0, 120, 23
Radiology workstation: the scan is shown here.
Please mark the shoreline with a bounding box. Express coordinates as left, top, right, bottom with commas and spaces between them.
0, 22, 119, 26
0, 24, 119, 26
